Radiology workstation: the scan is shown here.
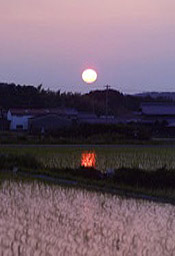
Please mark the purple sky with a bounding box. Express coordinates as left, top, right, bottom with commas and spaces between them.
1, 0, 175, 94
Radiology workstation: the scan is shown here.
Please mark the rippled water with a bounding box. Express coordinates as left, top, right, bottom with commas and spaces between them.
0, 181, 175, 255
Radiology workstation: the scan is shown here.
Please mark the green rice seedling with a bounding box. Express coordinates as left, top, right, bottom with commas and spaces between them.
1, 145, 175, 171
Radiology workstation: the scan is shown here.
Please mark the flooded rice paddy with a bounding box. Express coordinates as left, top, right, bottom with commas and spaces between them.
1, 145, 175, 171
0, 181, 175, 255
26, 146, 175, 171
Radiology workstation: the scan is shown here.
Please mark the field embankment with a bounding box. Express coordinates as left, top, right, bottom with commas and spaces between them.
1, 145, 175, 203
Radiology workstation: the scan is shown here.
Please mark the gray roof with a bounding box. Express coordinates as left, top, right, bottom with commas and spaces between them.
78, 112, 97, 119
141, 103, 175, 115
29, 114, 72, 130
9, 108, 78, 117
79, 117, 120, 124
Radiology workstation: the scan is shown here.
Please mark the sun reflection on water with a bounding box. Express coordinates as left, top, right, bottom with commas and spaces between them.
81, 151, 96, 168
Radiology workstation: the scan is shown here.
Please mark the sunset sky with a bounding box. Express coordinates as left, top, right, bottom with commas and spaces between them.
1, 0, 175, 93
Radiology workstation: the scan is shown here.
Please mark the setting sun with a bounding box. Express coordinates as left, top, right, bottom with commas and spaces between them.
82, 69, 97, 84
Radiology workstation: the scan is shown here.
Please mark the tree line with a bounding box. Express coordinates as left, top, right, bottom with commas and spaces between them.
0, 83, 172, 116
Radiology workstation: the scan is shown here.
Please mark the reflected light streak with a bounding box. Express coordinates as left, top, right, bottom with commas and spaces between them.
81, 151, 96, 168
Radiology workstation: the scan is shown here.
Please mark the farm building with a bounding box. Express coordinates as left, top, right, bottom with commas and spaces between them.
7, 109, 52, 130
29, 114, 72, 134
7, 108, 77, 131
141, 102, 175, 125
77, 112, 120, 124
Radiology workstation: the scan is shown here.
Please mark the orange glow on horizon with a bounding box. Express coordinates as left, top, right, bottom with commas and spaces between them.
81, 152, 96, 168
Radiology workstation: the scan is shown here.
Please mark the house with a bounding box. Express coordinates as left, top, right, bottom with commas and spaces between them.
78, 112, 98, 124
60, 108, 78, 120
7, 109, 51, 130
77, 112, 120, 124
29, 114, 72, 134
7, 108, 78, 131
140, 102, 175, 125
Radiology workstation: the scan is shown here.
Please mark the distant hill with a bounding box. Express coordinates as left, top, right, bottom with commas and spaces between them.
135, 92, 175, 100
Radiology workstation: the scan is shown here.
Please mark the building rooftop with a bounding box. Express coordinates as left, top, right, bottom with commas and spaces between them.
8, 108, 78, 117
78, 112, 97, 119
141, 103, 175, 115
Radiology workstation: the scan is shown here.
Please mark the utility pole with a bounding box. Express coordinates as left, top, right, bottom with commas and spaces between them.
92, 93, 95, 114
104, 85, 111, 124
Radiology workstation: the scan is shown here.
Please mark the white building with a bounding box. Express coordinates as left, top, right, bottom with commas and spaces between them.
7, 109, 52, 130
7, 108, 78, 131
7, 109, 34, 130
